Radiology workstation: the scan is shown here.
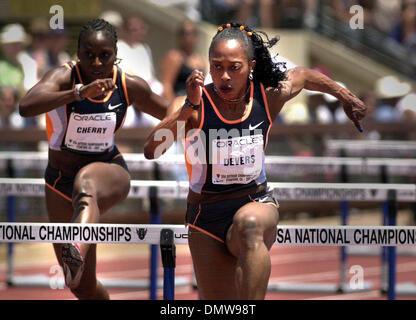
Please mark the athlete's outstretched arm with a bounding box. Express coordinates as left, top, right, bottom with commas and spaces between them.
19, 66, 117, 117
19, 66, 73, 117
275, 66, 367, 131
143, 70, 203, 159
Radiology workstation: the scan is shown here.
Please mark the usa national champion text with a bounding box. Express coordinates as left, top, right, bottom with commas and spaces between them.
276, 228, 416, 245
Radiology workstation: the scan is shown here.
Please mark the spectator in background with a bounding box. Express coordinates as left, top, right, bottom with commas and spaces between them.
161, 20, 206, 102
99, 11, 162, 128
0, 23, 38, 129
372, 0, 402, 35
389, 0, 416, 66
47, 28, 70, 70
0, 86, 25, 129
0, 23, 37, 93
100, 10, 129, 53
27, 18, 70, 77
373, 75, 411, 122
235, 0, 308, 29
199, 0, 242, 26
27, 18, 50, 81
397, 91, 416, 122
396, 90, 416, 140
122, 14, 163, 127
390, 0, 416, 46
122, 14, 162, 95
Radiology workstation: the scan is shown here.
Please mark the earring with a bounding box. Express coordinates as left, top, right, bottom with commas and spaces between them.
249, 72, 253, 81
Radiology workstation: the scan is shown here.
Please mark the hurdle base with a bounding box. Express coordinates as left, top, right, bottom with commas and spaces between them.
7, 274, 189, 289
348, 247, 416, 257
395, 282, 416, 296
267, 281, 373, 293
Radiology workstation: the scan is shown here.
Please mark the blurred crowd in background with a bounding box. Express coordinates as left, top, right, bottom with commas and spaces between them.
0, 0, 414, 155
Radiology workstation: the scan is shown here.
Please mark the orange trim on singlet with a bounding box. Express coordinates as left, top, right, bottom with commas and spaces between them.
203, 81, 254, 124
112, 153, 122, 160
73, 63, 117, 103
187, 223, 225, 243
57, 79, 73, 148
192, 204, 202, 224
121, 71, 131, 106
45, 183, 72, 202
260, 83, 273, 124
45, 114, 53, 142
264, 123, 272, 150
184, 150, 193, 182
259, 83, 273, 150
52, 170, 62, 188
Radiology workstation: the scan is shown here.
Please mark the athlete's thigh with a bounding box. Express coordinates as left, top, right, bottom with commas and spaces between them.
45, 186, 74, 223
188, 228, 238, 300
74, 162, 131, 213
226, 202, 279, 257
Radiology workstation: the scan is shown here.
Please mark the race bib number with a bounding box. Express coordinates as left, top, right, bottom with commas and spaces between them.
211, 134, 264, 184
64, 112, 116, 152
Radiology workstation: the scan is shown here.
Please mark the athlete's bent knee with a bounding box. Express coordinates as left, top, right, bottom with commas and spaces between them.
72, 172, 97, 212
235, 214, 263, 250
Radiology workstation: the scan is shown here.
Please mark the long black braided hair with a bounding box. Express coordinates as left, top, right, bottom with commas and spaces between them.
77, 18, 118, 50
209, 22, 287, 90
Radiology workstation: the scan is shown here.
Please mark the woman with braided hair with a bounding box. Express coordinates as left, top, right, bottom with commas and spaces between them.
144, 22, 366, 299
19, 18, 169, 299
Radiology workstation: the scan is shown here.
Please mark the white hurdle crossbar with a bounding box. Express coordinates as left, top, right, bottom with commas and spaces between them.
1, 151, 416, 177
326, 139, 416, 157
0, 179, 415, 201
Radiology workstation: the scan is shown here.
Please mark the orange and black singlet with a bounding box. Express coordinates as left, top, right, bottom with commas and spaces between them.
46, 61, 131, 155
184, 81, 273, 195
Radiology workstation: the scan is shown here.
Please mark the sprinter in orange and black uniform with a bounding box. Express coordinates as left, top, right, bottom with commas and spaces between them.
144, 22, 366, 300
19, 19, 168, 300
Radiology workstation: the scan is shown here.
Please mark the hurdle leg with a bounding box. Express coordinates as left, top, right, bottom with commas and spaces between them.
387, 198, 397, 300
149, 186, 161, 300
338, 200, 349, 292
6, 195, 15, 286
381, 201, 389, 294
160, 229, 176, 300
6, 159, 15, 286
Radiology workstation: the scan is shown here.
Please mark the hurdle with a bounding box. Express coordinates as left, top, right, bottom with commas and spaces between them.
1, 152, 416, 178
2, 152, 416, 295
326, 139, 416, 294
326, 139, 416, 158
0, 179, 415, 300
1, 222, 416, 300
0, 160, 190, 299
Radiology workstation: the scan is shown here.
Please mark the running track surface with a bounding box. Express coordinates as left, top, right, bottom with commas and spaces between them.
1, 244, 416, 300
